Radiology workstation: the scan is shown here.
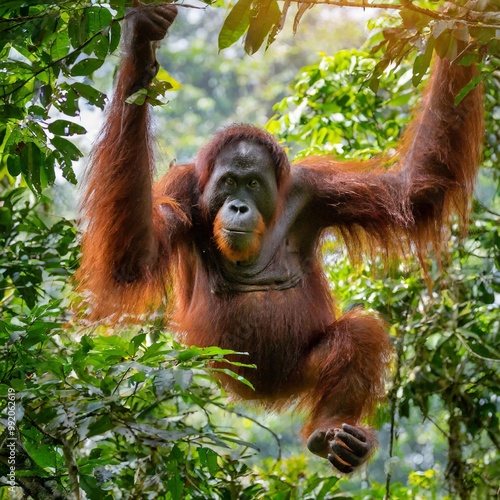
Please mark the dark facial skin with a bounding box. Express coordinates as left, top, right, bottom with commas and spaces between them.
203, 140, 279, 262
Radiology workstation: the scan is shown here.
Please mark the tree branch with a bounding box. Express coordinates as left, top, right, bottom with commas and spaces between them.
289, 0, 500, 29
289, 0, 443, 18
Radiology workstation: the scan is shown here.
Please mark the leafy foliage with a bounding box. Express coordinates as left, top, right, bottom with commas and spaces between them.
0, 0, 178, 192
267, 49, 418, 159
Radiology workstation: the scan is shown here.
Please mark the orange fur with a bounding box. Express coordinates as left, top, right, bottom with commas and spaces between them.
296, 58, 484, 270
78, 27, 483, 473
213, 211, 265, 262
300, 309, 392, 438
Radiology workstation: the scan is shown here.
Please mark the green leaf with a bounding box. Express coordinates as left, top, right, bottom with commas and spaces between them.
51, 136, 83, 161
412, 37, 434, 87
71, 58, 104, 77
129, 333, 146, 356
198, 447, 220, 475
154, 368, 175, 397
19, 142, 43, 192
176, 346, 203, 362
109, 21, 122, 54
173, 368, 193, 391
50, 19, 70, 59
7, 154, 21, 177
54, 85, 80, 116
40, 155, 56, 189
0, 105, 24, 120
84, 6, 112, 35
245, 0, 281, 55
435, 30, 457, 61
68, 12, 86, 48
81, 474, 113, 500
167, 460, 184, 500
125, 88, 148, 105
39, 84, 53, 108
155, 67, 181, 91
87, 415, 114, 438
454, 73, 483, 105
48, 119, 86, 136
72, 82, 107, 108
31, 14, 58, 46
218, 0, 253, 51
94, 33, 110, 60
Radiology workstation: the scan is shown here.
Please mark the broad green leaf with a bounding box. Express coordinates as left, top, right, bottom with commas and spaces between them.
245, 0, 281, 55
156, 67, 180, 91
48, 119, 86, 136
31, 14, 58, 46
39, 84, 53, 108
40, 155, 56, 188
173, 367, 193, 391
84, 6, 112, 35
93, 33, 110, 60
51, 18, 70, 59
125, 88, 148, 105
0, 105, 23, 120
68, 12, 86, 48
54, 85, 80, 116
154, 368, 175, 397
51, 136, 83, 161
109, 21, 122, 53
72, 82, 107, 108
412, 37, 434, 87
219, 0, 253, 51
19, 141, 43, 192
435, 31, 458, 60
129, 333, 146, 356
176, 346, 204, 362
7, 154, 21, 177
71, 58, 104, 77
87, 415, 114, 438
198, 448, 220, 475
166, 464, 184, 500
455, 75, 483, 106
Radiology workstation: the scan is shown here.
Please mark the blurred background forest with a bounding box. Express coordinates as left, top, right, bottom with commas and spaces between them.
0, 0, 499, 499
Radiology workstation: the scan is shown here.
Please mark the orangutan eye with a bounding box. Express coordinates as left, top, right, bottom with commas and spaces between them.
224, 177, 236, 187
248, 179, 259, 189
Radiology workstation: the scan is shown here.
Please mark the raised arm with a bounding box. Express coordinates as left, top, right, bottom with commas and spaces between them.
296, 56, 484, 263
78, 4, 183, 320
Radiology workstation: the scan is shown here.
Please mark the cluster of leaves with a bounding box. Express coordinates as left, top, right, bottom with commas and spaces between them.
0, 1, 124, 190
366, 1, 500, 95
0, 0, 183, 192
3, 0, 500, 191
267, 49, 417, 159
218, 0, 500, 70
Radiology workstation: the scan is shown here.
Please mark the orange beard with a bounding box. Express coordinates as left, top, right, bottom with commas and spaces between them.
213, 211, 265, 263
